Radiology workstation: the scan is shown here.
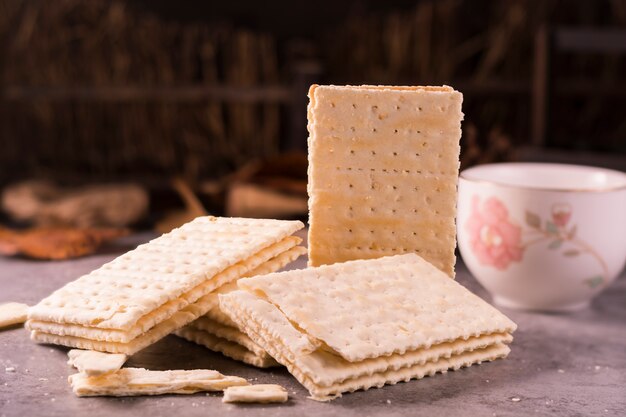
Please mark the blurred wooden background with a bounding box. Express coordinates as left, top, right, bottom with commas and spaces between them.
0, 0, 625, 188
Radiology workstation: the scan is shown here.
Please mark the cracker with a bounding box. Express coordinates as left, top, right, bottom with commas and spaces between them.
68, 367, 248, 397
175, 326, 278, 368
307, 85, 463, 276
30, 291, 215, 354
67, 350, 127, 376
220, 289, 511, 400
223, 384, 288, 403
237, 253, 516, 362
25, 236, 302, 343
28, 216, 304, 329
0, 302, 29, 328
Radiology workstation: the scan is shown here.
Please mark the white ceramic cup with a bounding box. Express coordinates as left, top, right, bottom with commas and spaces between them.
457, 162, 626, 312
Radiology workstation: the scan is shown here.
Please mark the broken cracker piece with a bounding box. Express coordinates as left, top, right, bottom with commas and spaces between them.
67, 349, 127, 376
222, 384, 288, 403
68, 368, 248, 397
0, 302, 29, 328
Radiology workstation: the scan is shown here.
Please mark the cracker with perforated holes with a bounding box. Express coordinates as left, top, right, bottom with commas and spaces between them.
223, 384, 288, 403
26, 238, 303, 344
218, 253, 516, 400
25, 216, 304, 354
307, 85, 463, 276
68, 367, 248, 397
175, 326, 279, 368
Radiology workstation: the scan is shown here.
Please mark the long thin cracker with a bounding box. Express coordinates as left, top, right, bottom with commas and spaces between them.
26, 237, 302, 342
29, 216, 303, 330
68, 368, 248, 397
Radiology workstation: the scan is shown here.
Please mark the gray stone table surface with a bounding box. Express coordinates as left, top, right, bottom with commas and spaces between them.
1, 232, 625, 417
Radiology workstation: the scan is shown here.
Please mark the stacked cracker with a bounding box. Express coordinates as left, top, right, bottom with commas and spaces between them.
175, 245, 306, 368
219, 254, 516, 401
307, 85, 463, 276
26, 216, 304, 355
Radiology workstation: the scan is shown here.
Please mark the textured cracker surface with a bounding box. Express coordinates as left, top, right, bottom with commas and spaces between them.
307, 85, 463, 276
220, 289, 511, 399
28, 216, 303, 329
68, 368, 248, 396
238, 254, 516, 362
25, 240, 304, 343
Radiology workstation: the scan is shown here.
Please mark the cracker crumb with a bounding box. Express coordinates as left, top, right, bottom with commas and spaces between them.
386, 399, 391, 404
485, 379, 490, 383
50, 398, 55, 402
557, 369, 565, 373
39, 378, 48, 381
511, 397, 521, 402
594, 365, 601, 371
5, 367, 15, 373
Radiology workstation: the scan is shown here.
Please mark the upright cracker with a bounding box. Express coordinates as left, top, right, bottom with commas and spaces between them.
29, 216, 303, 330
307, 85, 463, 276
237, 253, 516, 362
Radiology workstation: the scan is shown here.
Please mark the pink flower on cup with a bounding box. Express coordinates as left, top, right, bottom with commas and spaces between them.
551, 203, 572, 228
465, 196, 524, 270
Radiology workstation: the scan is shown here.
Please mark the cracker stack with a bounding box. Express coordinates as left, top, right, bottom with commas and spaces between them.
307, 85, 463, 276
219, 254, 516, 401
26, 216, 305, 355
175, 245, 306, 368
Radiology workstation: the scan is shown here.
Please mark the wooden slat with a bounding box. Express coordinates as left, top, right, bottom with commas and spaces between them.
0, 85, 292, 103
555, 28, 626, 53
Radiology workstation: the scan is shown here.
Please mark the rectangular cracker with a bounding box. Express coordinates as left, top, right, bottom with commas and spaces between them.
236, 253, 516, 362
28, 216, 304, 330
68, 368, 248, 397
175, 326, 278, 368
25, 237, 303, 343
307, 85, 463, 276
67, 350, 127, 376
223, 384, 288, 403
220, 289, 511, 400
0, 302, 29, 328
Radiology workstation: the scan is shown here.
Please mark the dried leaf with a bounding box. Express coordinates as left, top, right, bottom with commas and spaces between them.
0, 227, 129, 260
525, 211, 541, 229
